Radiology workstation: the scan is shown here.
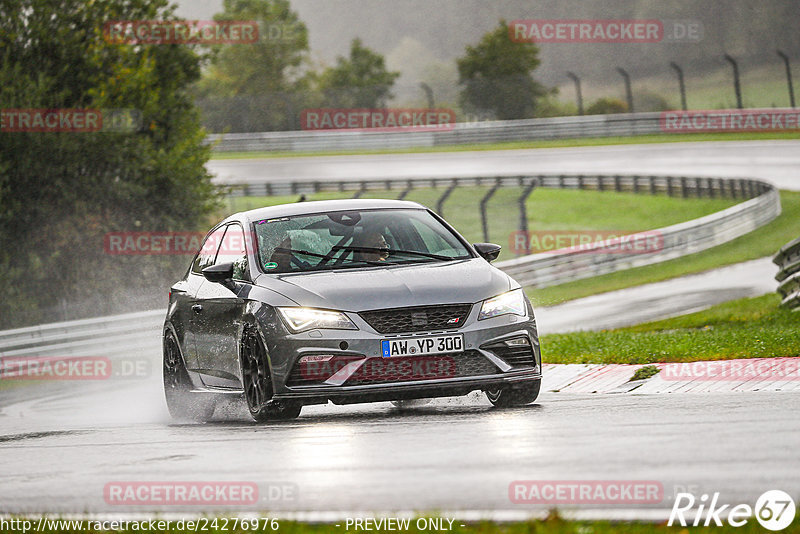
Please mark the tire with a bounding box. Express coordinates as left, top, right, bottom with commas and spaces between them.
486, 379, 541, 407
240, 327, 302, 422
163, 332, 216, 422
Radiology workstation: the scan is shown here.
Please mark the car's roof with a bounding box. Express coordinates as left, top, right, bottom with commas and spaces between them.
233, 198, 427, 223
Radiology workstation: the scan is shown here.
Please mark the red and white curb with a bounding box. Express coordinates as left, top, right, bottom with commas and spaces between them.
541, 357, 800, 394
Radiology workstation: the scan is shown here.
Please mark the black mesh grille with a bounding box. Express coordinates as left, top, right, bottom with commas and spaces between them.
346, 351, 499, 386
483, 339, 537, 368
359, 304, 472, 334
285, 357, 358, 387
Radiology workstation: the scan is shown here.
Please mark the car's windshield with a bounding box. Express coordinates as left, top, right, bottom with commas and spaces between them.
254, 208, 471, 273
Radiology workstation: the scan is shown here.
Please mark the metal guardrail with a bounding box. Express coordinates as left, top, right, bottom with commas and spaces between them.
773, 237, 800, 310
206, 112, 668, 152
206, 108, 798, 153
0, 174, 781, 359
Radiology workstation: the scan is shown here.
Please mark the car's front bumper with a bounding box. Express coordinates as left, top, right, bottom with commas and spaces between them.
263, 306, 542, 405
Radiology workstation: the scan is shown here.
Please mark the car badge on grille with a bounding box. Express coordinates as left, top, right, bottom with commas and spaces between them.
411, 312, 428, 326
447, 317, 460, 324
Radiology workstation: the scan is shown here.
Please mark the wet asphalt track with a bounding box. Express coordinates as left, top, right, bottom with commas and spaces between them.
1, 141, 797, 519
2, 379, 800, 520
207, 140, 800, 192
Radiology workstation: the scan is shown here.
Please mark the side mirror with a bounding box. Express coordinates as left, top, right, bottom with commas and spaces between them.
473, 243, 502, 262
202, 262, 236, 291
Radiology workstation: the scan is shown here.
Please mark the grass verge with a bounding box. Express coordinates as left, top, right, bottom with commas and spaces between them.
209, 131, 799, 160
529, 190, 800, 307
542, 293, 800, 365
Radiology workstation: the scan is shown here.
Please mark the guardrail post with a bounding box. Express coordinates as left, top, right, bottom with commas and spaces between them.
577, 176, 584, 190
614, 175, 621, 192
666, 177, 674, 197
597, 176, 605, 192
518, 179, 538, 255
436, 180, 458, 217
480, 179, 502, 242
649, 176, 657, 195
680, 177, 688, 198
632, 176, 639, 194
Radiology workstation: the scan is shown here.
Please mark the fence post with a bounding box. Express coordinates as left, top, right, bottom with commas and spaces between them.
518, 179, 538, 255
667, 177, 674, 197
480, 179, 502, 243
397, 179, 414, 200
353, 182, 367, 199
436, 180, 458, 216
649, 176, 657, 195
680, 176, 688, 198
614, 175, 621, 192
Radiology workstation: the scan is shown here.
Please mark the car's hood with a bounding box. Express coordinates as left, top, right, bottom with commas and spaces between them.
254, 259, 513, 311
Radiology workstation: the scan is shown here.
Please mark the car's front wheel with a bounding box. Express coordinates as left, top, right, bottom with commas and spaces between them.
486, 379, 541, 407
240, 326, 302, 422
163, 332, 216, 422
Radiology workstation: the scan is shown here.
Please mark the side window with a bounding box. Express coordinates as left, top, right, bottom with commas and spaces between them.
216, 224, 249, 281
191, 226, 227, 275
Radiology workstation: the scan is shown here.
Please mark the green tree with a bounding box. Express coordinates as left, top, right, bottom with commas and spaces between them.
457, 21, 547, 120
0, 0, 218, 328
194, 0, 311, 131
586, 97, 629, 115
317, 38, 401, 108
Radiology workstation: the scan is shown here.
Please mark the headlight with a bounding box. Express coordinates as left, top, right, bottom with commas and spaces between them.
277, 307, 358, 333
478, 289, 527, 321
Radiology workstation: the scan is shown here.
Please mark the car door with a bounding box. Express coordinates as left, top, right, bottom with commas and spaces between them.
193, 223, 250, 388
180, 227, 225, 371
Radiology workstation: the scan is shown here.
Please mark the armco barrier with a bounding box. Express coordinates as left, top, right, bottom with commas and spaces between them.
0, 174, 781, 359
206, 112, 666, 152
773, 237, 800, 310
206, 109, 799, 153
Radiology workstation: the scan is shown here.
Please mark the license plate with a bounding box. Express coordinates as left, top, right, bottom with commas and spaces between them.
381, 334, 464, 357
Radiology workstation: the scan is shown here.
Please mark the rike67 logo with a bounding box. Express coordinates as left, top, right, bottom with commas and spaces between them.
669, 490, 796, 530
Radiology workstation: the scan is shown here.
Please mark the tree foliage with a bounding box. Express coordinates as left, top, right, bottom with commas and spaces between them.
457, 21, 547, 120
194, 0, 311, 131
0, 0, 218, 328
317, 38, 401, 108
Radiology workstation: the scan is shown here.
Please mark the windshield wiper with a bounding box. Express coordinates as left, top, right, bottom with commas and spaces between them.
333, 245, 455, 261
273, 247, 385, 267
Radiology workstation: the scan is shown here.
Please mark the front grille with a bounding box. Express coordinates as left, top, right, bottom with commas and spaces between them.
285, 356, 359, 387
346, 350, 499, 386
359, 304, 472, 334
483, 339, 537, 368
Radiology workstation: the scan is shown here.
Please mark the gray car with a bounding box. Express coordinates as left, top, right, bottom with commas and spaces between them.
163, 199, 542, 422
